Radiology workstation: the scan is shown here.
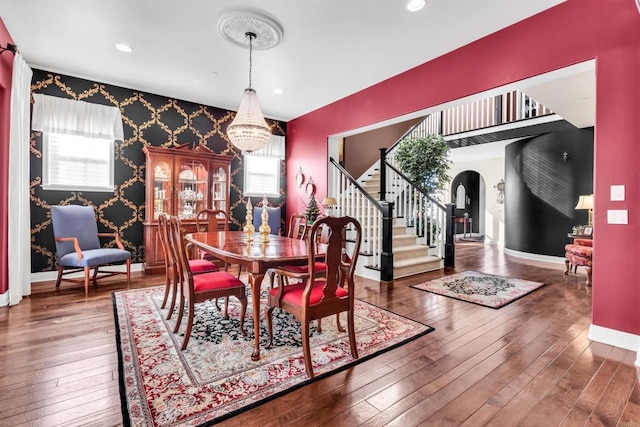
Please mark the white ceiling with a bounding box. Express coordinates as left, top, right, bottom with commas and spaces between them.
0, 0, 572, 122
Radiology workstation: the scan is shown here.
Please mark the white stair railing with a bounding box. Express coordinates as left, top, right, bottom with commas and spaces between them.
329, 160, 383, 269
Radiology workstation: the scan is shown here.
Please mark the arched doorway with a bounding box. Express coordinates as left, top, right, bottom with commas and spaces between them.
451, 170, 485, 241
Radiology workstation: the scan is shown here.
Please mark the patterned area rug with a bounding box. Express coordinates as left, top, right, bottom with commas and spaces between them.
411, 271, 545, 308
113, 286, 433, 426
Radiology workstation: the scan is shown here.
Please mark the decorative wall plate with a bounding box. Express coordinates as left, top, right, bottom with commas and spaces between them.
296, 167, 305, 188
305, 177, 316, 196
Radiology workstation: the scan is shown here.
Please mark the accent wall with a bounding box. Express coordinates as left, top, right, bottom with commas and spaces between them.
505, 128, 594, 257
30, 69, 286, 273
286, 0, 640, 339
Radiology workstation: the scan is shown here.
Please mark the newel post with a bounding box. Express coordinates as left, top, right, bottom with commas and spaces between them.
379, 148, 387, 202
380, 201, 394, 282
444, 203, 455, 267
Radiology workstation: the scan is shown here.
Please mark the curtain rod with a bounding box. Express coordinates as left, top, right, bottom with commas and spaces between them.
0, 43, 18, 55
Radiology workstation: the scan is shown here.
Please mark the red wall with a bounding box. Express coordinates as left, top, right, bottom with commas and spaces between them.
287, 0, 640, 335
0, 20, 14, 295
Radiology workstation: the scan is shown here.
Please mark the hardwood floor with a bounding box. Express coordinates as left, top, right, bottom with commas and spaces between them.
1, 242, 638, 426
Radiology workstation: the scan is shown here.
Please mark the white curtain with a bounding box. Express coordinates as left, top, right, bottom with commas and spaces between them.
244, 135, 285, 159
7, 54, 33, 306
32, 93, 124, 140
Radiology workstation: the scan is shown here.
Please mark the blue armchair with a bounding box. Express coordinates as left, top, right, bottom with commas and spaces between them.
51, 205, 131, 294
253, 205, 282, 236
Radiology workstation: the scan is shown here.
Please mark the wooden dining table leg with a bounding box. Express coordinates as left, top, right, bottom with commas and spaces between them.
249, 271, 265, 361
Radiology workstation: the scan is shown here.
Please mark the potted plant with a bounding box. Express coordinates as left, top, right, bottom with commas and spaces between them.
393, 134, 451, 195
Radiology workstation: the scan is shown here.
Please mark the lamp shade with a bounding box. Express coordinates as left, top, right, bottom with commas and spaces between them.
227, 88, 272, 152
574, 194, 594, 210
322, 197, 337, 206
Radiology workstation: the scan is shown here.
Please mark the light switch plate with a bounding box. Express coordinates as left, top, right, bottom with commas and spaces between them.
607, 209, 628, 224
610, 185, 625, 201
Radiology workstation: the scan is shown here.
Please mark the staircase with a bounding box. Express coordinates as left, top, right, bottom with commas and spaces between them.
360, 170, 442, 278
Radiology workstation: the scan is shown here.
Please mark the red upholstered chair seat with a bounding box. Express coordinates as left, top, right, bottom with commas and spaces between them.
189, 258, 219, 273
268, 281, 348, 306
280, 262, 327, 275
193, 271, 245, 292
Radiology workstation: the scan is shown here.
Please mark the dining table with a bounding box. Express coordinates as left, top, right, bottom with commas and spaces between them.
184, 230, 325, 361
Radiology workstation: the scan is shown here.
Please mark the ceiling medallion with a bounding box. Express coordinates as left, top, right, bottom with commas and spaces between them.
218, 11, 284, 51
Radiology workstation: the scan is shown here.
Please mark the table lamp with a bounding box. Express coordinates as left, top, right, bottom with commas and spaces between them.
575, 194, 593, 226
322, 197, 337, 216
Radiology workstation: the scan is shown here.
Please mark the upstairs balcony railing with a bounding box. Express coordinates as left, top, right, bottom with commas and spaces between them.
408, 90, 554, 137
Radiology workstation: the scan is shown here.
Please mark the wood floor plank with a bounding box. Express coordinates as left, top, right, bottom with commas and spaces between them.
587, 350, 639, 425
1, 242, 638, 426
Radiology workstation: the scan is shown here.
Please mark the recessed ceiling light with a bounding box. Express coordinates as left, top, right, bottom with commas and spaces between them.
407, 0, 426, 12
273, 88, 284, 95
115, 43, 132, 53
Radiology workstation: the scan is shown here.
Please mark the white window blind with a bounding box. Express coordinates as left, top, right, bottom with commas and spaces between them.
43, 133, 114, 191
32, 94, 123, 192
244, 155, 280, 196
243, 135, 284, 197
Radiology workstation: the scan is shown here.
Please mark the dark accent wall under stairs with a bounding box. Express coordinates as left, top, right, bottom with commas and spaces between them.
505, 127, 594, 257
30, 69, 286, 273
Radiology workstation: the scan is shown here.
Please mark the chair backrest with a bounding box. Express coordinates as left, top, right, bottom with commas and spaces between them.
253, 205, 281, 235
287, 213, 307, 240
157, 213, 174, 270
307, 215, 361, 303
51, 205, 101, 256
196, 209, 229, 232
168, 216, 194, 284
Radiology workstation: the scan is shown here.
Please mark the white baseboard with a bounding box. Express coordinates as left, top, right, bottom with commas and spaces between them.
503, 248, 566, 264
30, 262, 145, 283
588, 324, 640, 367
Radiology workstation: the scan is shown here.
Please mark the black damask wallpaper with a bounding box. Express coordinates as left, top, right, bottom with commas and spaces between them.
30, 69, 286, 273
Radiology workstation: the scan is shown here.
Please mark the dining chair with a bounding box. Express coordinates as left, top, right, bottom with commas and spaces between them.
196, 209, 242, 275
51, 205, 131, 294
287, 213, 308, 240
157, 213, 218, 319
169, 216, 247, 350
264, 215, 362, 378
278, 217, 329, 278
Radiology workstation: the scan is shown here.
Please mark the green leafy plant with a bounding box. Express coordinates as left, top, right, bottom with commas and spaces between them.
394, 134, 451, 195
305, 194, 321, 224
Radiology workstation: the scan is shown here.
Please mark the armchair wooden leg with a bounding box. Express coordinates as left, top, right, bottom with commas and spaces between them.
174, 294, 186, 334
161, 274, 171, 309
301, 320, 314, 378
126, 259, 131, 285
564, 260, 570, 275
55, 265, 64, 288
92, 267, 99, 286
167, 278, 178, 320
264, 306, 274, 348
84, 267, 91, 295
347, 309, 358, 359
586, 267, 592, 286
181, 301, 195, 350
238, 295, 247, 337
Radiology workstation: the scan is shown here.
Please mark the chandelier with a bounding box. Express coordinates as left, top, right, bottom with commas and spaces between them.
220, 11, 283, 152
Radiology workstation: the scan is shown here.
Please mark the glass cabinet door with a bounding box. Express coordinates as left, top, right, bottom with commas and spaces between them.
177, 160, 208, 220
153, 161, 172, 220
211, 167, 227, 214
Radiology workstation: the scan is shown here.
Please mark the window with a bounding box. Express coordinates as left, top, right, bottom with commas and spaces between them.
31, 93, 124, 193
244, 154, 280, 197
243, 135, 285, 197
43, 133, 114, 192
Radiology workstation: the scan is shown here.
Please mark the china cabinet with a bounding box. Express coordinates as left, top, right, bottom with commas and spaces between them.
142, 143, 232, 274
